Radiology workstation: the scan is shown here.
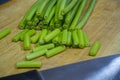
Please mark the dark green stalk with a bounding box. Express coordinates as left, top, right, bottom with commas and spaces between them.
44, 0, 57, 19
62, 0, 78, 15
69, 0, 87, 30
58, 0, 67, 20
54, 0, 61, 23
64, 0, 81, 26
26, 0, 43, 21
36, 0, 50, 16
76, 0, 97, 29
44, 6, 55, 25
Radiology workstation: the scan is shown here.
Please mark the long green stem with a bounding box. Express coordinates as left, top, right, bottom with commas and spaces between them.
44, 0, 57, 19
36, 0, 50, 16
69, 0, 87, 30
54, 0, 61, 23
64, 0, 81, 25
58, 0, 67, 20
44, 6, 55, 24
62, 0, 78, 15
26, 0, 43, 21
76, 0, 96, 29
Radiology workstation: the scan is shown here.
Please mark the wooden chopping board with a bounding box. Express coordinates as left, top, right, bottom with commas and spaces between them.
0, 0, 120, 77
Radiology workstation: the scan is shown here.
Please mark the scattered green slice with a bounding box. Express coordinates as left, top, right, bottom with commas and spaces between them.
23, 34, 31, 50
46, 46, 66, 57
16, 61, 42, 68
44, 29, 61, 42
0, 28, 11, 39
89, 41, 101, 56
32, 43, 55, 52
31, 32, 41, 43
38, 29, 48, 44
26, 49, 47, 60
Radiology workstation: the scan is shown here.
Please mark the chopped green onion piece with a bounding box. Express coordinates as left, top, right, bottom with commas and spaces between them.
62, 29, 68, 45
83, 31, 90, 47
27, 29, 36, 36
20, 29, 29, 41
0, 28, 11, 39
44, 29, 61, 42
46, 46, 66, 57
23, 34, 31, 50
38, 29, 48, 44
89, 41, 101, 56
26, 49, 47, 60
31, 32, 41, 43
16, 61, 42, 68
32, 43, 55, 52
67, 31, 72, 46
77, 29, 84, 48
72, 30, 79, 47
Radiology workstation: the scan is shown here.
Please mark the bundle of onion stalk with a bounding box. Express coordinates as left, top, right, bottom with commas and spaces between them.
13, 0, 101, 68
18, 0, 96, 30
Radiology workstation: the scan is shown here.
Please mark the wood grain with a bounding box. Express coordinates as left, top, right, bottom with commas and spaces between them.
0, 0, 120, 77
